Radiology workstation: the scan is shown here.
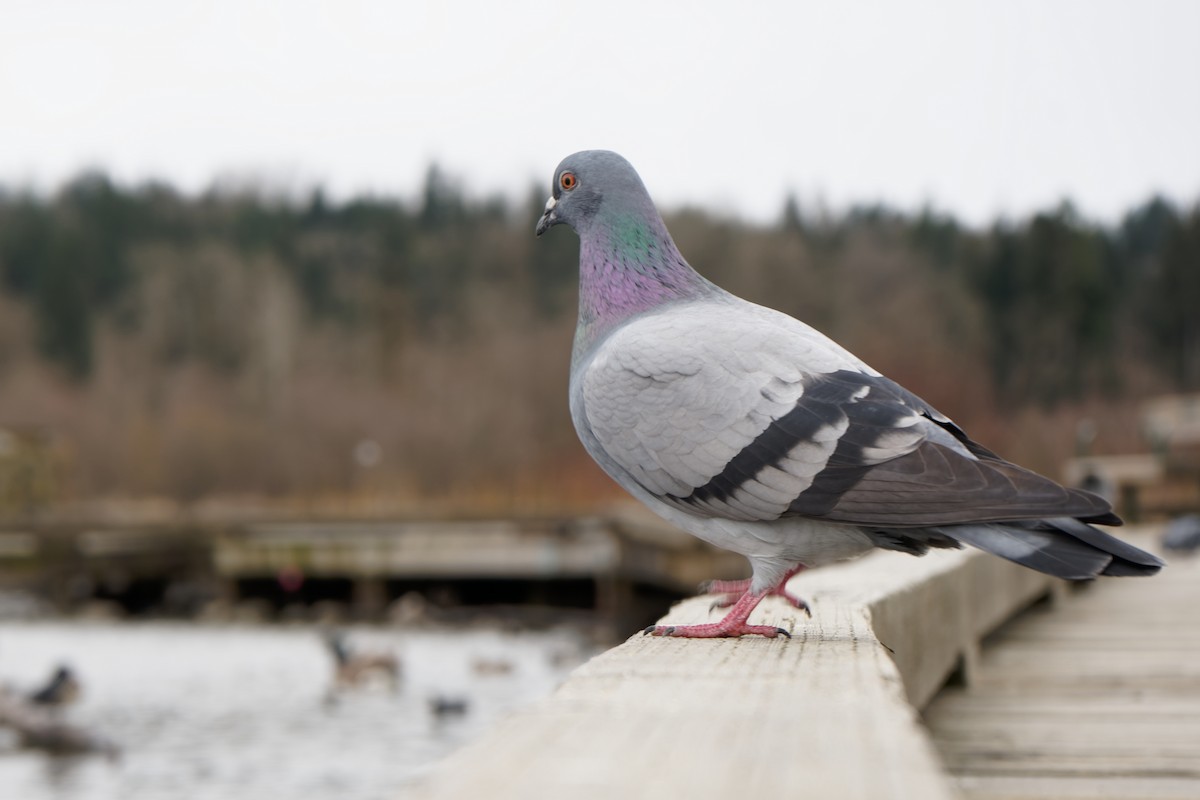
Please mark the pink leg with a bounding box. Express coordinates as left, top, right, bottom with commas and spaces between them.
644, 588, 789, 639
701, 566, 810, 617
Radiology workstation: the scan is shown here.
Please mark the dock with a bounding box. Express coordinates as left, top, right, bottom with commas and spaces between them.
405, 529, 1193, 799
926, 539, 1200, 799
213, 515, 745, 630
0, 513, 744, 631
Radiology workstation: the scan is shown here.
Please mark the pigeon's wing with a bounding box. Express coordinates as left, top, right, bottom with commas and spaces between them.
777, 371, 1117, 526
578, 301, 1114, 527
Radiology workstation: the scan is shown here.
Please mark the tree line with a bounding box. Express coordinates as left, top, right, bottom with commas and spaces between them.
0, 167, 1196, 507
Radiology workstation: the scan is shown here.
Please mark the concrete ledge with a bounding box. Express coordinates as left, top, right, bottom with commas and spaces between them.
404, 547, 1058, 800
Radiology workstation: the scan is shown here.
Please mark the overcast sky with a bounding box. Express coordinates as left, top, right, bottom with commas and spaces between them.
2, 1, 1197, 225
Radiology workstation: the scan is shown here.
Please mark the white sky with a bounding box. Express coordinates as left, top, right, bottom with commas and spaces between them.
1, 0, 1197, 225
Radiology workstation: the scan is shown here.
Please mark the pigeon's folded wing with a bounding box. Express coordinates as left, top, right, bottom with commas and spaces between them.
579, 301, 1114, 527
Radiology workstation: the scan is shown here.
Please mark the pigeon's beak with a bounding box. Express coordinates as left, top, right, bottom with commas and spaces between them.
535, 195, 558, 237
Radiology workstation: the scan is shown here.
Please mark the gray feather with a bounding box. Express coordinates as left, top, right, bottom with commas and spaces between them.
934, 519, 1161, 579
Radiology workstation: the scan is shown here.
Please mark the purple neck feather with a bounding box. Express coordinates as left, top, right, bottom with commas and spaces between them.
573, 211, 718, 358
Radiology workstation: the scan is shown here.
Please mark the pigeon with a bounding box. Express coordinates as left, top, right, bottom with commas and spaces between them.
535, 150, 1164, 639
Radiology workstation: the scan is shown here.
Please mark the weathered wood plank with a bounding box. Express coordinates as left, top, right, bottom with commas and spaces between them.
404, 543, 1068, 799
925, 538, 1200, 800
403, 575, 957, 800
952, 775, 1200, 800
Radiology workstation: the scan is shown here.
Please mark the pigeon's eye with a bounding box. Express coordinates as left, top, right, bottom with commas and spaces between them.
559, 172, 578, 191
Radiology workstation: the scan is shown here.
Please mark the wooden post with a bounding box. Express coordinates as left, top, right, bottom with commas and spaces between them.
353, 576, 387, 619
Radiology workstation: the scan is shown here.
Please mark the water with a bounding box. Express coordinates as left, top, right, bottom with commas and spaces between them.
0, 621, 590, 799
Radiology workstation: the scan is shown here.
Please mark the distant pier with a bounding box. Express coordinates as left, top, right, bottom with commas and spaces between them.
0, 513, 744, 633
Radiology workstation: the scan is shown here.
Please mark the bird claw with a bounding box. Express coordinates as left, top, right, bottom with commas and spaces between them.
708, 595, 738, 612
643, 622, 790, 639
653, 568, 809, 638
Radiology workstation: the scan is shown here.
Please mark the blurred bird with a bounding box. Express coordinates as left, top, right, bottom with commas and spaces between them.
1162, 514, 1200, 553
28, 664, 81, 707
428, 694, 469, 718
324, 631, 401, 691
536, 150, 1164, 639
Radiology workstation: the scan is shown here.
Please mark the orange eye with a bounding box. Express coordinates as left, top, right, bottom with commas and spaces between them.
559, 171, 577, 191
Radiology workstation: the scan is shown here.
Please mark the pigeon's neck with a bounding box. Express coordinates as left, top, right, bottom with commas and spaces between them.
574, 211, 717, 358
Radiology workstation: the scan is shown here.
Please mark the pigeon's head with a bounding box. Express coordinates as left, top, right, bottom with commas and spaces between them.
535, 150, 654, 238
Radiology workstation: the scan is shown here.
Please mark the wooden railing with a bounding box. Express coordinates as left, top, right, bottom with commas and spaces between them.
404, 546, 1062, 800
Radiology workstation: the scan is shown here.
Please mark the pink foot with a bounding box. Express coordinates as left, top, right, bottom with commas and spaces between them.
700, 567, 811, 617
644, 620, 790, 638
644, 584, 792, 639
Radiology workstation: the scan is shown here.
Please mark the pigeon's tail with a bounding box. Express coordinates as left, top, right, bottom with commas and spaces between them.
865, 517, 1164, 579
935, 518, 1164, 579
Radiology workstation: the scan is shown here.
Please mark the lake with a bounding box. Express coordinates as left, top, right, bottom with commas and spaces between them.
0, 621, 590, 799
